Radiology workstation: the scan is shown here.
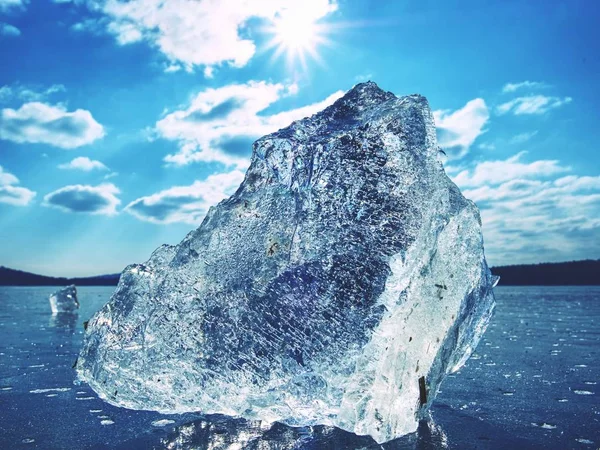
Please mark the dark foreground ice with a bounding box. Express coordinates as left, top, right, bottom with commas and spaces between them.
0, 286, 598, 449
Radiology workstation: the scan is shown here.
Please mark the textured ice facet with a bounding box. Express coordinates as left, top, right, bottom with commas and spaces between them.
77, 82, 496, 443
49, 285, 79, 314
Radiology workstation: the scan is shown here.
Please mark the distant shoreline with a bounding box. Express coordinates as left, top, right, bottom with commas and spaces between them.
0, 266, 119, 287
1, 259, 598, 286
491, 259, 599, 286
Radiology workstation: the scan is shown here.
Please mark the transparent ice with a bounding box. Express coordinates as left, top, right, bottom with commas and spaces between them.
77, 82, 496, 443
49, 285, 79, 314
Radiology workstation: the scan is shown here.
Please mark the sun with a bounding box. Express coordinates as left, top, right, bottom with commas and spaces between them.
265, 12, 331, 70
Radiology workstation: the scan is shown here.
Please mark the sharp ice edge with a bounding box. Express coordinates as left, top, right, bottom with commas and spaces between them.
49, 285, 79, 314
77, 81, 496, 443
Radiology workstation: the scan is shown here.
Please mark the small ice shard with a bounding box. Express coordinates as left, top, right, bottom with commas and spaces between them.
151, 419, 175, 427
77, 82, 496, 443
531, 422, 557, 429
29, 388, 71, 394
573, 390, 594, 395
49, 285, 79, 314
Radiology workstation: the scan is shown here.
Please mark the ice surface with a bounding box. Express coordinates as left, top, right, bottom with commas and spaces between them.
77, 82, 496, 443
49, 285, 79, 314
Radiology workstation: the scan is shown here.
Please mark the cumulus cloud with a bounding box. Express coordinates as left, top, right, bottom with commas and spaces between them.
0, 22, 20, 37
0, 0, 26, 12
433, 98, 489, 158
502, 81, 547, 93
452, 151, 569, 188
6, 84, 65, 103
86, 0, 337, 70
0, 84, 66, 104
43, 183, 120, 215
156, 81, 344, 167
0, 165, 36, 206
0, 102, 104, 148
497, 95, 572, 115
58, 156, 108, 171
450, 155, 600, 265
125, 170, 245, 224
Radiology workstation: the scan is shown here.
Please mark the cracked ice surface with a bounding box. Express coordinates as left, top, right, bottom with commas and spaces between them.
77, 82, 495, 443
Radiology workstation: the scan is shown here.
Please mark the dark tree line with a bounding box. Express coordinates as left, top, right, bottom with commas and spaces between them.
0, 266, 120, 286
491, 260, 599, 286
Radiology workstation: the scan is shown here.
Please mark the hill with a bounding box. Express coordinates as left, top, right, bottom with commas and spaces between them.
0, 266, 120, 286
491, 260, 599, 286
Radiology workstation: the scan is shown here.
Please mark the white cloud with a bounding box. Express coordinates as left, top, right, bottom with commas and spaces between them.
0, 166, 18, 186
43, 183, 120, 215
0, 102, 104, 148
89, 0, 337, 70
497, 95, 572, 115
71, 18, 105, 34
502, 81, 547, 93
157, 80, 344, 167
433, 98, 489, 158
0, 86, 11, 102
125, 170, 245, 224
452, 151, 569, 188
58, 156, 108, 171
0, 22, 21, 37
0, 84, 66, 103
0, 0, 26, 12
478, 142, 496, 151
450, 155, 600, 266
553, 175, 600, 191
164, 63, 181, 73
0, 165, 36, 206
509, 131, 538, 144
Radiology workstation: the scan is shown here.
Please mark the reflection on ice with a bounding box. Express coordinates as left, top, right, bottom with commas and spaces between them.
156, 415, 448, 450
48, 312, 77, 333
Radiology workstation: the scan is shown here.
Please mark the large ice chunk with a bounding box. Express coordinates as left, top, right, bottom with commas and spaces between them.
49, 285, 79, 314
77, 82, 496, 443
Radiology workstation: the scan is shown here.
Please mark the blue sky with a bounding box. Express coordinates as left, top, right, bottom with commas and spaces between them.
0, 0, 599, 276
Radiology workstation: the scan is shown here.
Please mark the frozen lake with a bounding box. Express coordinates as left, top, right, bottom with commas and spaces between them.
0, 286, 598, 449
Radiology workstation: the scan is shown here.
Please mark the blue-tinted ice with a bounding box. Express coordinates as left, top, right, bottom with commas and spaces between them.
49, 285, 79, 314
76, 82, 496, 442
